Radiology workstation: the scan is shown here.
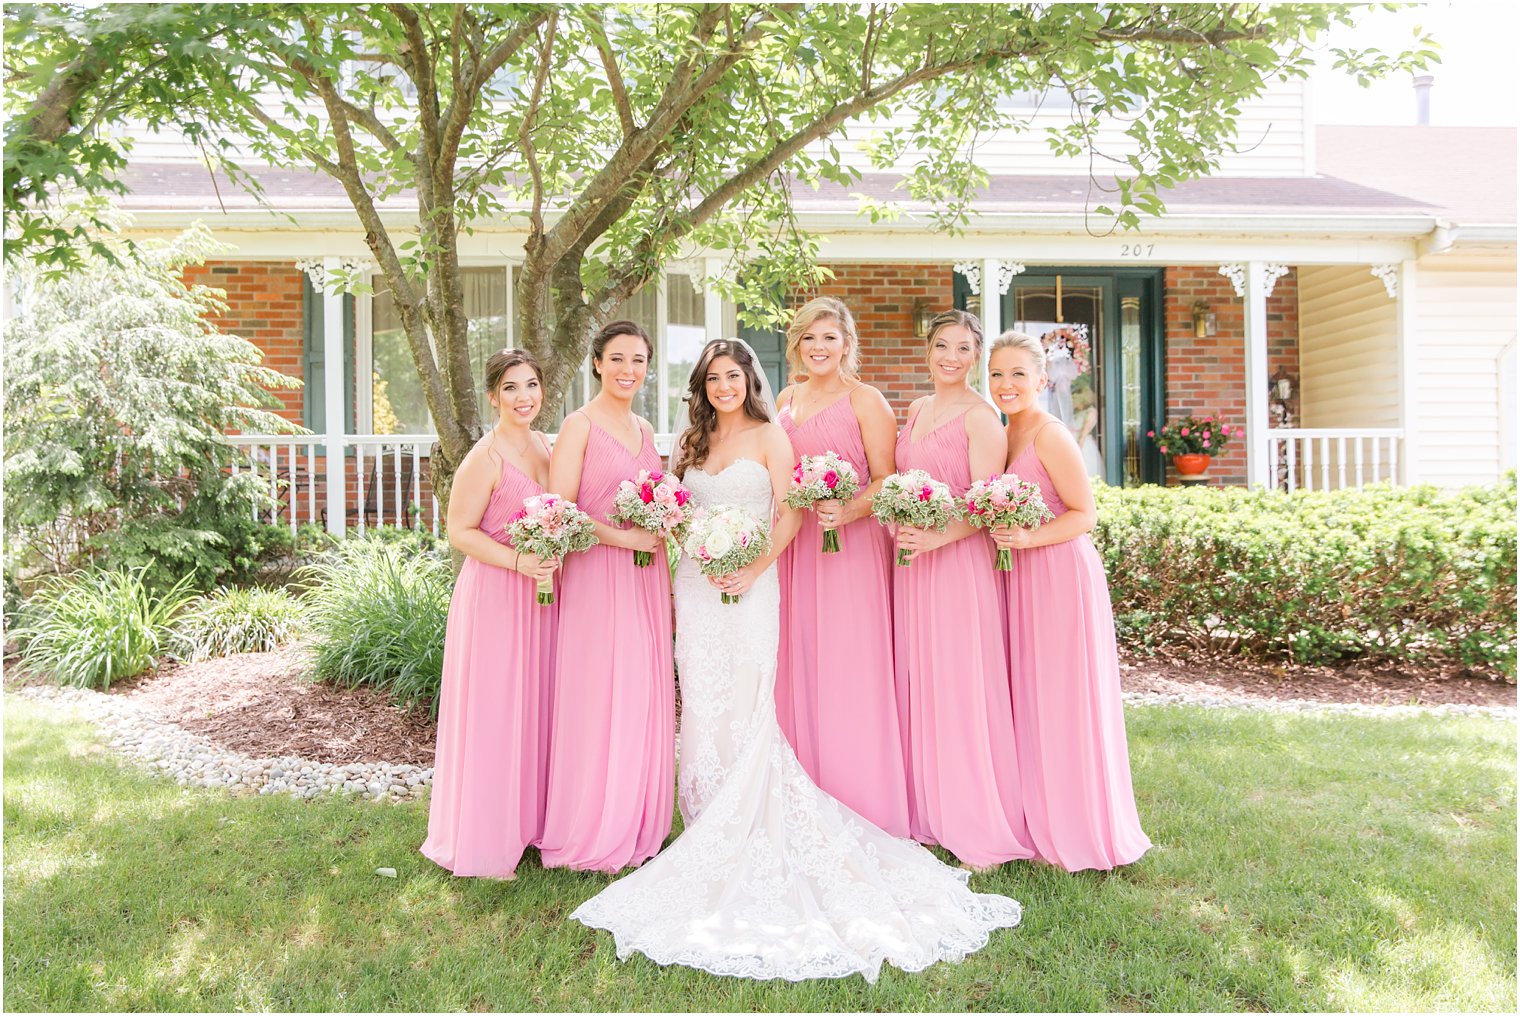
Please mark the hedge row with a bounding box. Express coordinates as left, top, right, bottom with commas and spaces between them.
1093, 476, 1517, 678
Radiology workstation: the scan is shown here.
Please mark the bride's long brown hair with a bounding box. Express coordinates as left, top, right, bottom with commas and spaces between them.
672, 340, 771, 478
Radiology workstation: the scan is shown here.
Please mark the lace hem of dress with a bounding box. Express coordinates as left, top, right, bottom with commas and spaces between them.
571, 894, 1022, 984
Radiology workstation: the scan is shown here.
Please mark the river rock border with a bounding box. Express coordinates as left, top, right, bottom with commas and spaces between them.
14, 684, 432, 802
11, 681, 1512, 803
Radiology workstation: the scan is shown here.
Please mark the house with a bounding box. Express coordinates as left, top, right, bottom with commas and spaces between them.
108, 78, 1517, 535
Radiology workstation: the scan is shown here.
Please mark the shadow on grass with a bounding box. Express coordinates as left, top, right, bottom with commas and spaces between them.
3, 699, 1515, 1012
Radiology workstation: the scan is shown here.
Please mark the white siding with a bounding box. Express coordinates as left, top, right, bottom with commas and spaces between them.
1296, 265, 1400, 429
119, 77, 1311, 178
1410, 255, 1518, 486
823, 78, 1310, 178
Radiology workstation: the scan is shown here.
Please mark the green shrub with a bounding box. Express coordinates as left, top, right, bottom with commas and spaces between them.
1093, 477, 1517, 678
300, 538, 451, 716
171, 586, 306, 661
13, 568, 197, 688
2, 224, 303, 592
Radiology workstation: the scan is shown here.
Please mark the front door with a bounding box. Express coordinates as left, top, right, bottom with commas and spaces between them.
958, 267, 1163, 486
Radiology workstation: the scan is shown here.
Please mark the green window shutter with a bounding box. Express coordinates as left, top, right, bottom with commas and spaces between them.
301, 277, 356, 433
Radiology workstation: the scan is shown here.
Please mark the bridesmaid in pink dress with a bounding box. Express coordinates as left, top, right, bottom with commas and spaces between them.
988, 330, 1152, 872
540, 320, 675, 873
423, 349, 560, 879
775, 297, 910, 837
891, 311, 1036, 868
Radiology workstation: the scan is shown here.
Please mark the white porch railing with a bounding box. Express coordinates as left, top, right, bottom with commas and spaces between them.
225, 431, 682, 537
226, 433, 441, 535
1265, 428, 1404, 492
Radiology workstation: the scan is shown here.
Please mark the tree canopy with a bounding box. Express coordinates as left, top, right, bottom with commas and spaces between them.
4, 3, 1434, 486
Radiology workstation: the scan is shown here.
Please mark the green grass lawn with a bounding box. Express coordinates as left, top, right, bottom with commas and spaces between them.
4, 697, 1515, 1012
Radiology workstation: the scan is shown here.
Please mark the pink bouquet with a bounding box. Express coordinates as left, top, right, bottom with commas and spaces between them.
964, 473, 1054, 571
680, 504, 772, 604
610, 468, 691, 567
784, 452, 861, 554
871, 469, 959, 567
505, 493, 598, 605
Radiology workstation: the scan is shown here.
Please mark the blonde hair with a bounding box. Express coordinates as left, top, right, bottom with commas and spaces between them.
925, 309, 983, 353
989, 330, 1046, 374
785, 297, 860, 378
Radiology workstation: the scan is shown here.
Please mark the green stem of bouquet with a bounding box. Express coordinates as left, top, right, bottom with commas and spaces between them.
821, 527, 841, 554
633, 550, 653, 567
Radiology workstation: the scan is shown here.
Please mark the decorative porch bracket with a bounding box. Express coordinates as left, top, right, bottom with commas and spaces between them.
1219, 262, 1288, 298
1371, 264, 1399, 298
953, 259, 1025, 296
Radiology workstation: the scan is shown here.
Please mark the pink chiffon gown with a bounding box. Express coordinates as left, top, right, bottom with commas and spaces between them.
777, 394, 910, 837
540, 419, 675, 872
1004, 424, 1151, 871
422, 454, 556, 878
893, 408, 1036, 867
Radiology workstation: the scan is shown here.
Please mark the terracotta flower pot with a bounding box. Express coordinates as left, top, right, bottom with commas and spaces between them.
1172, 453, 1212, 476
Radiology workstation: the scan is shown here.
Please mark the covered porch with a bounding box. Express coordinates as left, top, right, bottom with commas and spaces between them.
222, 244, 1430, 538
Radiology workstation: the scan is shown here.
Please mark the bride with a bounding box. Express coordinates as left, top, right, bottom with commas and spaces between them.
571, 339, 1022, 982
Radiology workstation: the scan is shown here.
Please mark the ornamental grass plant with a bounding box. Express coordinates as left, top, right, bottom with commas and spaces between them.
13, 568, 196, 688
1094, 476, 1517, 677
299, 537, 450, 716
171, 586, 306, 661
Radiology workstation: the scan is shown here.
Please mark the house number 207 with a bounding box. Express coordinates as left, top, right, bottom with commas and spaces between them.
1120, 244, 1155, 258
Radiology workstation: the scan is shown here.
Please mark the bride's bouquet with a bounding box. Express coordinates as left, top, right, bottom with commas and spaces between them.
963, 473, 1054, 571
784, 452, 860, 554
871, 469, 959, 568
505, 493, 598, 605
610, 468, 691, 567
680, 505, 771, 604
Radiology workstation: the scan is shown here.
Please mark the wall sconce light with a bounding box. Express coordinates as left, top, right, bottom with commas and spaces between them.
1191, 300, 1217, 338
913, 297, 936, 338
1269, 366, 1296, 426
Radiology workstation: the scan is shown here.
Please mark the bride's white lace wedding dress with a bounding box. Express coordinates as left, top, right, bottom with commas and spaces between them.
571, 458, 1022, 982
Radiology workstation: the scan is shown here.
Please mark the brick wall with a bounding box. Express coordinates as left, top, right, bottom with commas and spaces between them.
184, 261, 306, 425
1163, 266, 1299, 485
790, 262, 957, 420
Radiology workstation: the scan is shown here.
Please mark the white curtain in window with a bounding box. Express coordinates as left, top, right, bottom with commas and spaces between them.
371, 267, 509, 434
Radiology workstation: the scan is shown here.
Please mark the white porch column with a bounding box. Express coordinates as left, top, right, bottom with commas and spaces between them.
979, 257, 1002, 398
322, 258, 348, 537
703, 257, 724, 343
1242, 261, 1272, 488
1395, 260, 1419, 484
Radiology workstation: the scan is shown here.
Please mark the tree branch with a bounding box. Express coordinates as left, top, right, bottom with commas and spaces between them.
519, 12, 558, 238
588, 8, 635, 137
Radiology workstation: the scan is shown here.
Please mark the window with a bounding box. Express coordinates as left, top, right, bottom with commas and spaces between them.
362, 266, 722, 436
369, 267, 509, 433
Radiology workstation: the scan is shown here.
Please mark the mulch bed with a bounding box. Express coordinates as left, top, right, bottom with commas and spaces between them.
105, 646, 438, 766
1121, 648, 1516, 709
8, 643, 1512, 769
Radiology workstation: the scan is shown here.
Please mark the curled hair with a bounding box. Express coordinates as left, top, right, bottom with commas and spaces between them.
925, 309, 984, 353
591, 319, 653, 379
785, 297, 860, 379
672, 340, 771, 479
989, 330, 1046, 374
483, 347, 543, 393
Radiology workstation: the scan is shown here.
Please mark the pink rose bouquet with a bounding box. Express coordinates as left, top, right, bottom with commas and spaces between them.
610, 468, 691, 567
505, 493, 598, 605
784, 452, 861, 554
964, 473, 1054, 571
871, 469, 959, 567
680, 504, 772, 604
